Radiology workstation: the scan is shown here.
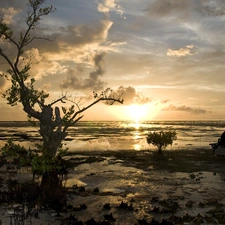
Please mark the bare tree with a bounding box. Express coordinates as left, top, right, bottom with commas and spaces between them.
0, 0, 123, 187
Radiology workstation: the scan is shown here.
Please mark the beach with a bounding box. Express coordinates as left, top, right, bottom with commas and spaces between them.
1, 148, 225, 224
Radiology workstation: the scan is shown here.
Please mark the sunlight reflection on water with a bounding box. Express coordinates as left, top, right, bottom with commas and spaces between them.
133, 143, 142, 151
0, 120, 223, 151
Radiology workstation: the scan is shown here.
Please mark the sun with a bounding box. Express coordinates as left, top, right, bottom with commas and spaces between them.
126, 104, 149, 122
111, 103, 159, 121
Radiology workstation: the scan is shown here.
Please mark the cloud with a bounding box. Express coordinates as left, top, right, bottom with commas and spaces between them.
0, 0, 26, 9
146, 0, 193, 19
0, 7, 20, 24
0, 76, 5, 88
111, 86, 152, 105
0, 10, 114, 65
0, 2, 122, 77
60, 52, 106, 91
163, 104, 210, 114
0, 5, 121, 93
33, 19, 117, 67
202, 1, 225, 17
167, 45, 198, 57
18, 48, 66, 80
42, 82, 52, 91
160, 99, 170, 104
145, 0, 225, 21
97, 0, 123, 16
58, 20, 113, 49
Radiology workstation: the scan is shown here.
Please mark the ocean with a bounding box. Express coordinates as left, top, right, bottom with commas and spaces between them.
0, 120, 224, 152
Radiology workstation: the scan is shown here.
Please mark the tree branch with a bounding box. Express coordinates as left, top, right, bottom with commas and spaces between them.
50, 96, 67, 106
62, 97, 123, 133
23, 35, 56, 47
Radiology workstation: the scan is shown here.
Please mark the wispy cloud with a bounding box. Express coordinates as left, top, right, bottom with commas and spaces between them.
202, 1, 225, 17
163, 104, 211, 115
146, 0, 194, 20
167, 45, 198, 57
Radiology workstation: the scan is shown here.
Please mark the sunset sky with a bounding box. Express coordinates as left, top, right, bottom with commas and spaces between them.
0, 0, 225, 121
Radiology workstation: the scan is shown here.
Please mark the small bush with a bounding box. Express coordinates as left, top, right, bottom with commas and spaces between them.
146, 130, 177, 153
0, 139, 33, 166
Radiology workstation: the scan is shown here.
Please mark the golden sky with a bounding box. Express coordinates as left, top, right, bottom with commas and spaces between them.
0, 0, 225, 121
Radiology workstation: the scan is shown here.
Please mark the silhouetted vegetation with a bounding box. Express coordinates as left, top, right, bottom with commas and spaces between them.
146, 130, 177, 154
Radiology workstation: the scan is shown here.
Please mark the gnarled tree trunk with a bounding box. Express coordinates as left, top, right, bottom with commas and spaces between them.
39, 105, 67, 156
37, 105, 68, 209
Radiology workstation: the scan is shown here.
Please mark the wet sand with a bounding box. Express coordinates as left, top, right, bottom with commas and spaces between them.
1, 148, 225, 224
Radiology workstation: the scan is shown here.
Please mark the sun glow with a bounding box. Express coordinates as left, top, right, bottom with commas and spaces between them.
126, 104, 149, 122
111, 103, 160, 121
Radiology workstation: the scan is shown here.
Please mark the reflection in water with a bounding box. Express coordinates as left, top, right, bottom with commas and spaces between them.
61, 156, 225, 222
0, 120, 224, 151
134, 143, 142, 151
132, 122, 142, 150
134, 132, 140, 140
133, 121, 141, 130
63, 178, 86, 188
133, 122, 144, 150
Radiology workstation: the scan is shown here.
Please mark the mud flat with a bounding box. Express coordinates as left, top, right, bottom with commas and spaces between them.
1, 148, 225, 224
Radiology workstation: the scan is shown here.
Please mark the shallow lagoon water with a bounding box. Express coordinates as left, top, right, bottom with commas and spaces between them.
1, 121, 225, 223
60, 155, 225, 224
0, 120, 224, 151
